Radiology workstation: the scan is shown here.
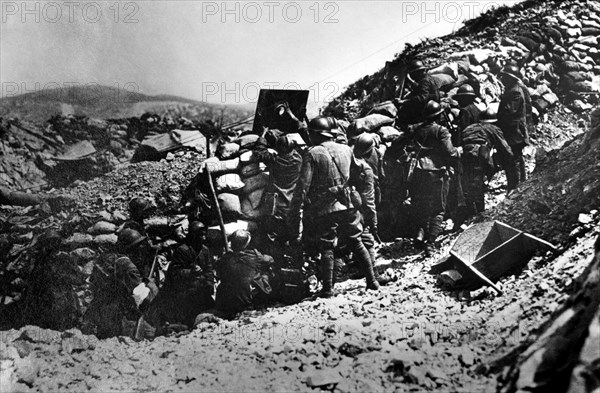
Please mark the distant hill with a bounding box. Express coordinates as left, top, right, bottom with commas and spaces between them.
0, 85, 255, 125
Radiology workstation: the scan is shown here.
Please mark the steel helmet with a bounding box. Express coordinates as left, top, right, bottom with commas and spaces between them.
230, 229, 251, 251
455, 84, 477, 98
480, 107, 498, 123
188, 221, 206, 234
409, 59, 427, 73
353, 133, 378, 157
500, 65, 522, 82
117, 228, 147, 251
308, 117, 335, 138
129, 197, 152, 218
423, 100, 444, 120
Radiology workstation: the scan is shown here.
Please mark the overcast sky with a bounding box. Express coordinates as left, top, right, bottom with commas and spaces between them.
1, 0, 520, 109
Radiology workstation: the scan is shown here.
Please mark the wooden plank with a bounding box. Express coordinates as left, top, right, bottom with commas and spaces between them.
451, 251, 503, 295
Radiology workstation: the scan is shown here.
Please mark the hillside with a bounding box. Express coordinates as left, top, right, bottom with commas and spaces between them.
0, 0, 599, 392
0, 85, 254, 125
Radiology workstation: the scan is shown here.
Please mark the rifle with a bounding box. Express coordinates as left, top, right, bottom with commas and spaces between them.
133, 248, 159, 341
206, 167, 231, 252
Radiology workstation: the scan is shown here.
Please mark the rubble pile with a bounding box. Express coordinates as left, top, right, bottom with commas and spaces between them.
325, 0, 600, 120
0, 113, 216, 190
0, 150, 206, 329
482, 108, 600, 245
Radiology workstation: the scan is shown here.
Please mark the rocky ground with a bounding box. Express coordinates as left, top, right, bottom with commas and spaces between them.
0, 218, 597, 393
1, 0, 599, 391
0, 103, 598, 392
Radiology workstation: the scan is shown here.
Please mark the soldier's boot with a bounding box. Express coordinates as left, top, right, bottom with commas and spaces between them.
319, 249, 335, 298
425, 214, 444, 257
367, 244, 393, 286
353, 242, 380, 291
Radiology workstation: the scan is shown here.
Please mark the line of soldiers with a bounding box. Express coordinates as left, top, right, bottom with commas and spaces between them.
79, 58, 533, 339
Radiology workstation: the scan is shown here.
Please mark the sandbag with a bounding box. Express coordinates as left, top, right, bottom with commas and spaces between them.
562, 72, 592, 90
429, 62, 459, 79
370, 101, 398, 118
203, 157, 240, 175
239, 151, 259, 164
377, 126, 402, 143
217, 193, 242, 215
581, 27, 600, 37
217, 143, 240, 159
246, 188, 264, 210
242, 172, 269, 195
215, 174, 245, 193
240, 162, 266, 178
430, 73, 457, 90
571, 81, 595, 92
234, 134, 259, 149
353, 114, 394, 134
88, 221, 117, 235
93, 234, 118, 246
561, 60, 592, 72
241, 198, 263, 220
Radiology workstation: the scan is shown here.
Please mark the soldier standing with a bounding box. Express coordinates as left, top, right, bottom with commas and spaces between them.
287, 117, 380, 298
409, 101, 461, 256
454, 84, 482, 145
457, 107, 514, 226
352, 134, 393, 286
497, 65, 533, 192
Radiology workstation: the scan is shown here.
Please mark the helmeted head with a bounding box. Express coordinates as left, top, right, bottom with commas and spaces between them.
230, 229, 251, 252
307, 116, 336, 145
409, 59, 427, 80
187, 221, 206, 248
353, 133, 378, 158
117, 228, 148, 252
128, 197, 153, 221
423, 100, 444, 121
480, 107, 498, 123
455, 84, 478, 106
499, 65, 521, 85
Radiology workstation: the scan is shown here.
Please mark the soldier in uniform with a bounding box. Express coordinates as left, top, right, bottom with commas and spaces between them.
457, 107, 514, 226
254, 130, 303, 266
398, 59, 442, 124
84, 229, 158, 339
121, 197, 154, 235
454, 84, 482, 145
150, 221, 215, 330
497, 64, 533, 192
215, 230, 274, 315
352, 134, 393, 286
288, 117, 380, 298
409, 101, 461, 256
